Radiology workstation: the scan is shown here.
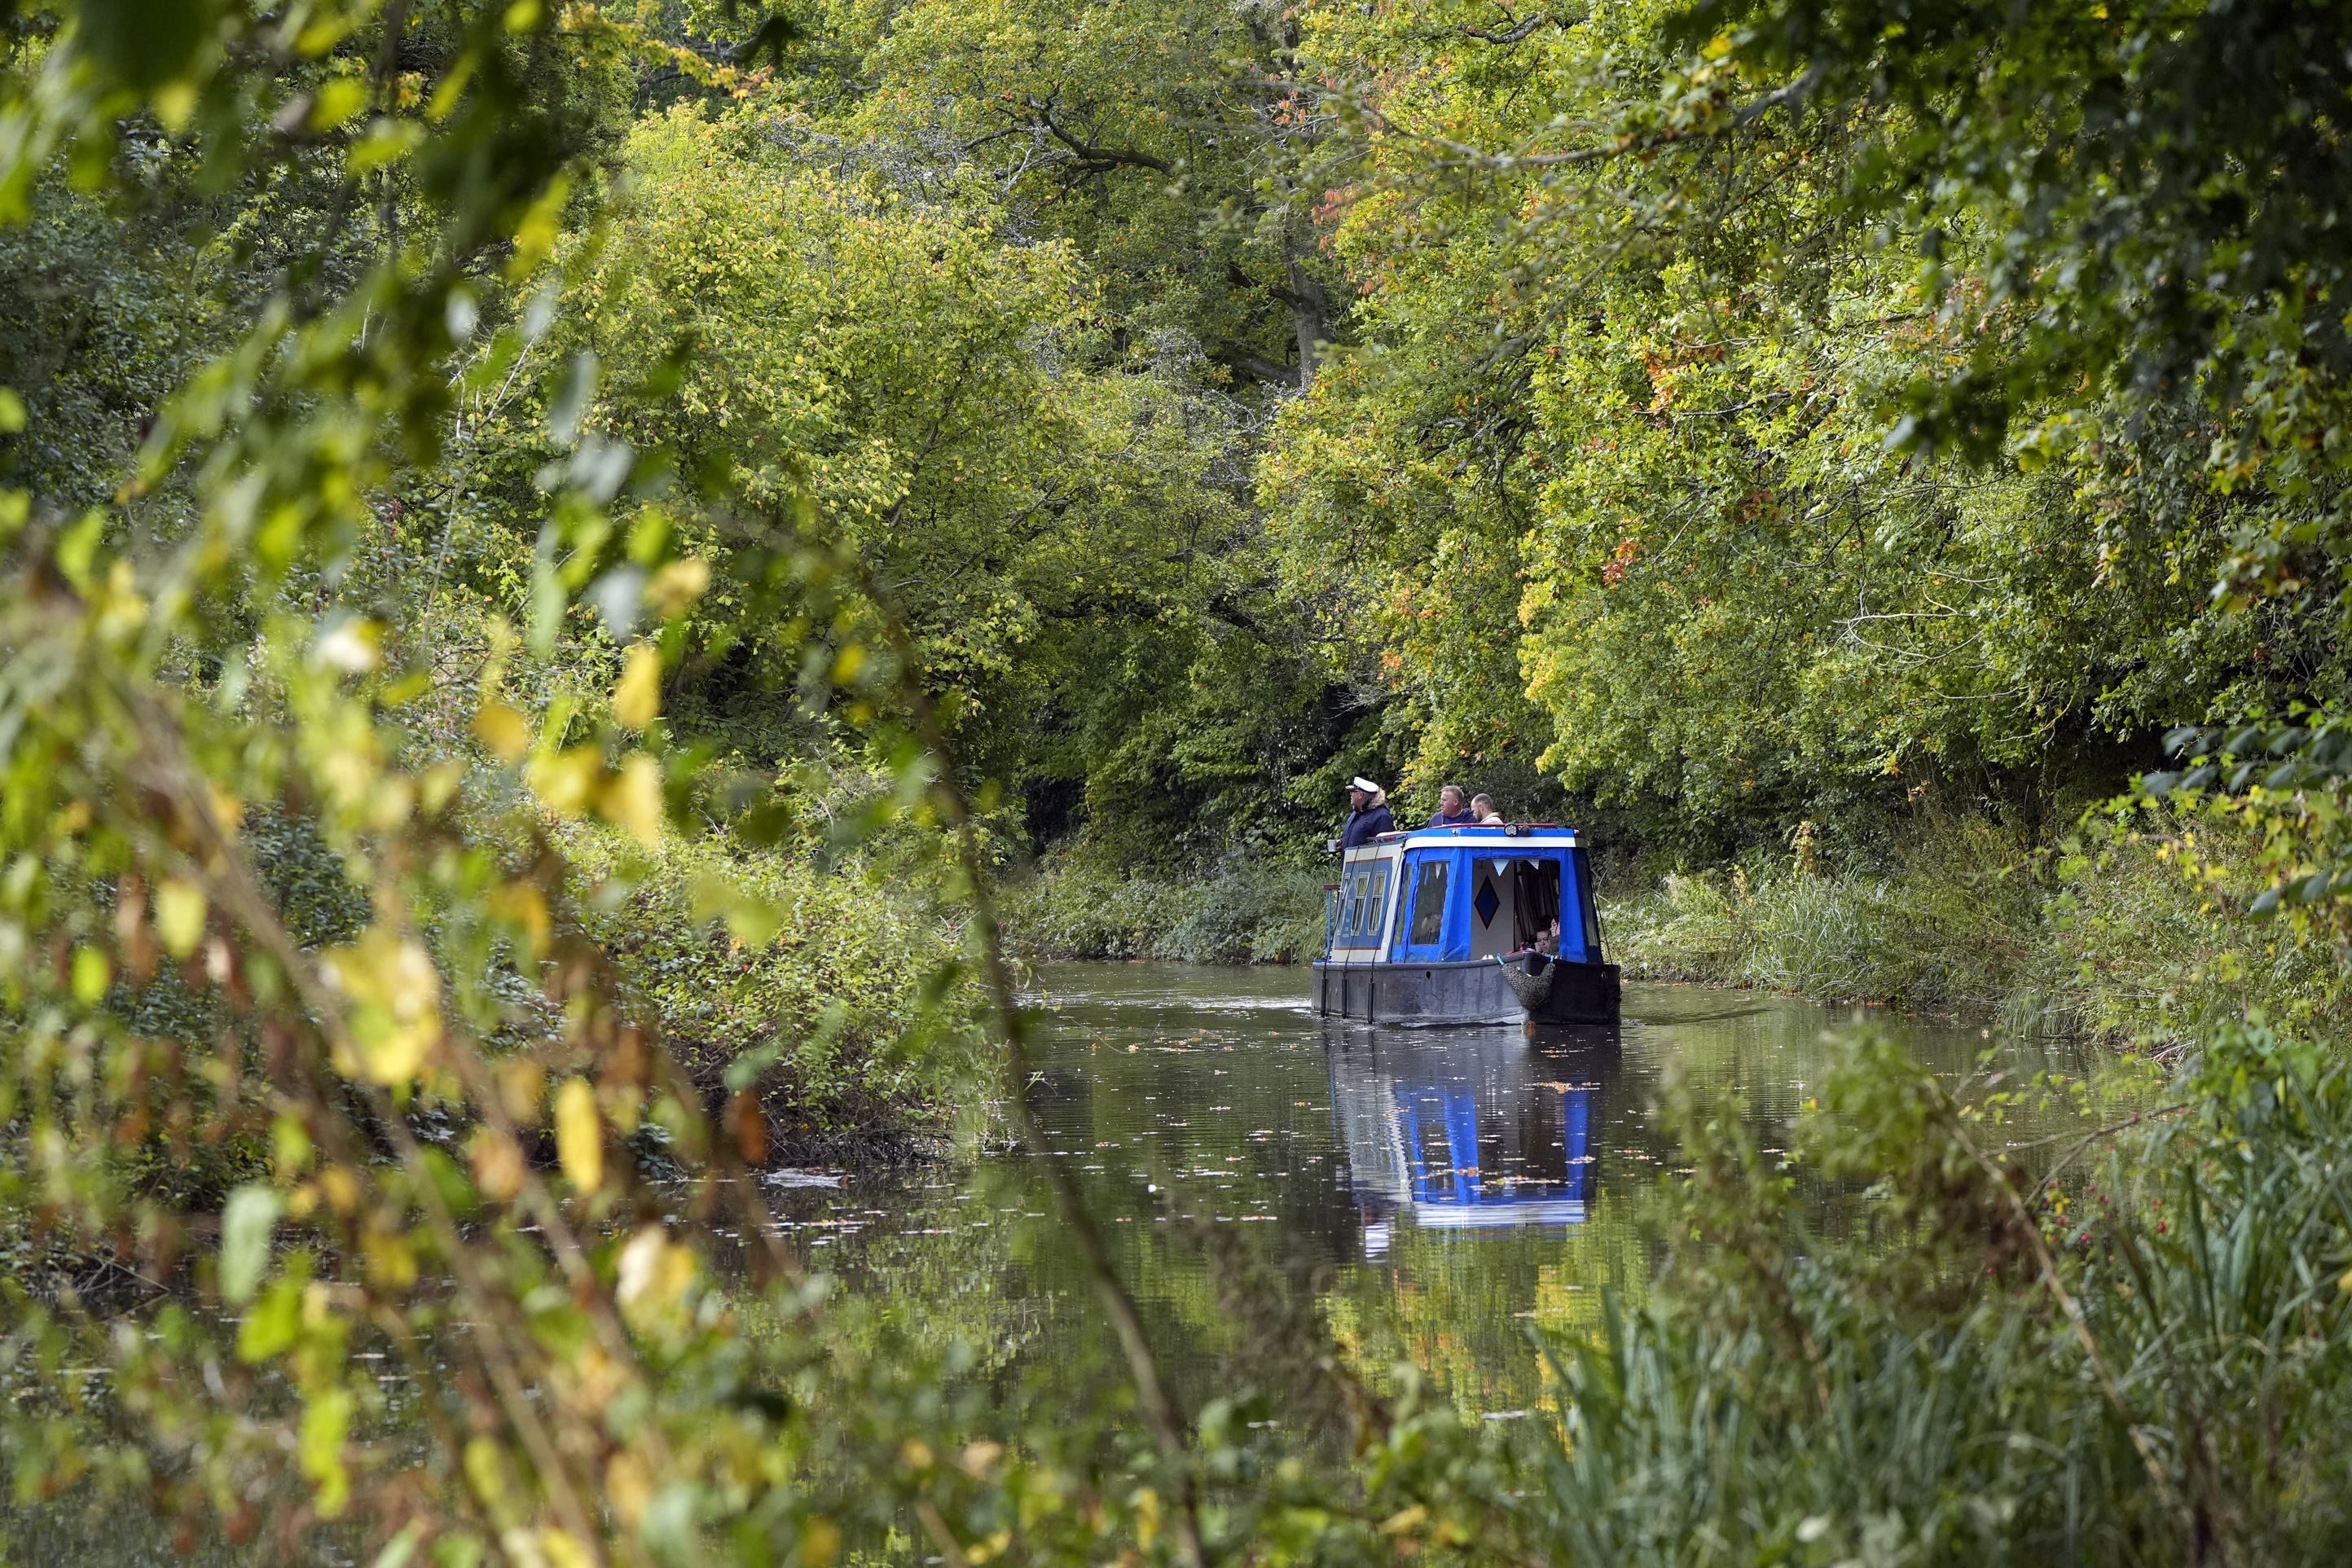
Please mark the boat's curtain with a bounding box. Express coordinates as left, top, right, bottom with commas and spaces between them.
1510, 859, 1564, 952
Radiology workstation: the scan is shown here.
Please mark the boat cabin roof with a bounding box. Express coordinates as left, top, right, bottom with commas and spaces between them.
1343, 824, 1580, 859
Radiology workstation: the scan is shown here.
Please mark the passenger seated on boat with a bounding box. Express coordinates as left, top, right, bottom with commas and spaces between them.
1507, 919, 1562, 963
1427, 784, 1474, 827
1470, 793, 1500, 824
1338, 776, 1396, 848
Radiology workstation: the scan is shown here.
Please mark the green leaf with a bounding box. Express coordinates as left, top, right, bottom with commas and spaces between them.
371, 1522, 426, 1568
219, 1184, 284, 1306
237, 1277, 302, 1362
55, 512, 103, 591
300, 1386, 355, 1517
69, 946, 111, 1005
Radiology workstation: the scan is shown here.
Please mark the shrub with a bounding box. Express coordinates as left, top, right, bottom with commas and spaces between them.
565, 827, 993, 1157
1000, 853, 1330, 964
2028, 799, 2352, 1047
1603, 808, 2349, 1046
1603, 814, 2042, 1009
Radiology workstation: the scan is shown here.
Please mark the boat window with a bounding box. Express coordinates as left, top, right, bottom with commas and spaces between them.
1353, 862, 1391, 942
1407, 859, 1449, 945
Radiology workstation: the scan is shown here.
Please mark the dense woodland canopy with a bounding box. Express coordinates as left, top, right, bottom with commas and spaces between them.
7, 0, 2352, 1563
10, 0, 2350, 874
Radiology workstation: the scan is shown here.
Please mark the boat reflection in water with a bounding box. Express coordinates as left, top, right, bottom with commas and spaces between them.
1323, 1022, 1618, 1257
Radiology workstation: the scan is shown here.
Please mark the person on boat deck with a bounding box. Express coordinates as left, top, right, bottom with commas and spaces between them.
1339, 776, 1396, 848
1470, 793, 1501, 824
1427, 784, 1475, 828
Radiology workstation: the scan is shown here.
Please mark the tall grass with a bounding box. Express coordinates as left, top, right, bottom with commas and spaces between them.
1496, 1025, 2352, 1564
1604, 808, 2349, 1045
1602, 814, 2042, 1008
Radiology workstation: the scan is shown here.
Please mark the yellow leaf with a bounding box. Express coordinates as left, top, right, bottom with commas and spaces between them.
606, 1451, 654, 1531
319, 928, 442, 1085
527, 747, 604, 815
800, 1516, 842, 1568
646, 556, 711, 618
489, 882, 551, 960
613, 643, 662, 730
473, 701, 532, 763
602, 753, 666, 846
554, 1077, 603, 1193
469, 1128, 525, 1203
498, 1057, 547, 1123
72, 946, 111, 1005
539, 1530, 593, 1568
312, 619, 381, 673
615, 1224, 697, 1329
361, 1224, 419, 1292
463, 1436, 509, 1512
153, 79, 198, 133
300, 1386, 354, 1518
309, 76, 371, 131
506, 171, 569, 281
153, 878, 207, 960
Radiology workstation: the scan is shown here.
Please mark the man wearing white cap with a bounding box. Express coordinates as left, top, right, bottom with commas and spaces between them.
1338, 776, 1396, 849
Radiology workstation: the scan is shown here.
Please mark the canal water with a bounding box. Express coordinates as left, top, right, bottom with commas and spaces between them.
761, 962, 2092, 1421
18, 960, 2098, 1562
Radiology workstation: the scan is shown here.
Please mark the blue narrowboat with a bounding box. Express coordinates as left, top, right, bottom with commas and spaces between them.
1313, 824, 1621, 1026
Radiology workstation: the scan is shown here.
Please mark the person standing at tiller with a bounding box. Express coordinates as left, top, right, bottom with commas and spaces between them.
1338, 777, 1395, 849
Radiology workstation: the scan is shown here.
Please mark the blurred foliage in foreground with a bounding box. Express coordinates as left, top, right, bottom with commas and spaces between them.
3, 2, 2352, 1566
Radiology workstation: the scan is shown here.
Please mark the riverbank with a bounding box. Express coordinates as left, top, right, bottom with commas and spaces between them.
1607, 807, 2346, 1048
1000, 853, 1330, 964
1003, 810, 2348, 1049
557, 825, 996, 1162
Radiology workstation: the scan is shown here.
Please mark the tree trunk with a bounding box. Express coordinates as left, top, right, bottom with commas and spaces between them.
1288, 257, 1329, 389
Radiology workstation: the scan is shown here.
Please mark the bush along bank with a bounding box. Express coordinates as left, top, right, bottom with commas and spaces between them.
562, 825, 996, 1164
1603, 806, 2350, 1048
999, 853, 1331, 964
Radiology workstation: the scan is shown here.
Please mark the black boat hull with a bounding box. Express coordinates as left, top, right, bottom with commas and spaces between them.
1312, 955, 1621, 1026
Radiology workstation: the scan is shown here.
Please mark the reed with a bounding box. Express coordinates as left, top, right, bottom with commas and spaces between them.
1604, 809, 2349, 1045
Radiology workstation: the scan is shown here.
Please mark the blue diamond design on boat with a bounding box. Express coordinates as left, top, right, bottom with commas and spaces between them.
1474, 882, 1501, 927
